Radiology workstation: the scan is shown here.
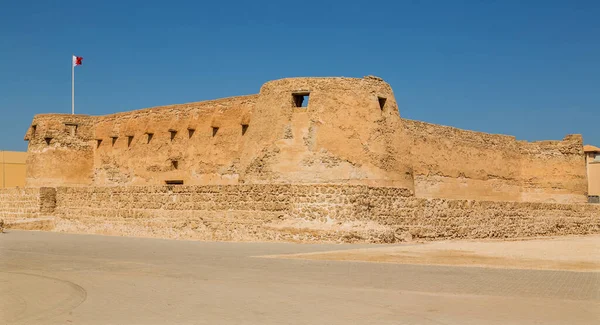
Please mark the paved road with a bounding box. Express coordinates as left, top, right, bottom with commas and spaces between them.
1, 231, 598, 324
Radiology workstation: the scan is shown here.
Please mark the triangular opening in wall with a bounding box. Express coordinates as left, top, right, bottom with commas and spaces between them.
44, 137, 52, 145
147, 133, 154, 144
127, 136, 134, 147
212, 127, 219, 137
170, 130, 177, 141
96, 139, 102, 148
241, 124, 249, 135
378, 97, 387, 110
111, 137, 118, 146
188, 128, 195, 139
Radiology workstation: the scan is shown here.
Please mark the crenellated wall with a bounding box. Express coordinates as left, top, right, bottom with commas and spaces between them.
23, 76, 589, 203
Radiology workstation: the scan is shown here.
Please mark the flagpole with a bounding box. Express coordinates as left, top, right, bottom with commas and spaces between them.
71, 55, 75, 115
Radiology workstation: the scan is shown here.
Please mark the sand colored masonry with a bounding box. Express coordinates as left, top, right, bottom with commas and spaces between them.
23, 77, 588, 204
2, 76, 597, 243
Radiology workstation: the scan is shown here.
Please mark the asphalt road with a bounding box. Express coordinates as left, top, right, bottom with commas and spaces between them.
1, 231, 598, 325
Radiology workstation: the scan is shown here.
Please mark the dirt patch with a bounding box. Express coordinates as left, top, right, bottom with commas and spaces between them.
262, 235, 600, 272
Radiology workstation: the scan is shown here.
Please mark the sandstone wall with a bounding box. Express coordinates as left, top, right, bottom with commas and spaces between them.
50, 185, 600, 243
0, 188, 41, 221
239, 77, 414, 189
404, 120, 587, 203
25, 114, 96, 187
23, 77, 588, 204
519, 135, 588, 203
92, 95, 257, 186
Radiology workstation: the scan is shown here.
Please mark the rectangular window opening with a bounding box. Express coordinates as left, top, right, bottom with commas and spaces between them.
378, 97, 387, 110
292, 92, 310, 108
127, 136, 134, 147
169, 130, 177, 141
188, 128, 195, 139
212, 127, 219, 137
241, 124, 249, 135
65, 123, 78, 136
165, 180, 184, 185
171, 160, 179, 170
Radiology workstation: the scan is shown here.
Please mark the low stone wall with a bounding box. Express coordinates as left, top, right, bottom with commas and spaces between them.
49, 185, 600, 243
0, 188, 41, 220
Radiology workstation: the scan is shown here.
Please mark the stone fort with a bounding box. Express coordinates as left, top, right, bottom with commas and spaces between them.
2, 76, 598, 242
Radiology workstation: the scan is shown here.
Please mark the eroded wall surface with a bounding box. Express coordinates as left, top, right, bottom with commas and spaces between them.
23, 76, 588, 203
405, 120, 588, 203
4, 185, 598, 242
46, 185, 600, 242
0, 188, 41, 220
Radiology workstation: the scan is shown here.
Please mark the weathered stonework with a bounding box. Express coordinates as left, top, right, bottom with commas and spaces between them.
8, 76, 597, 243
48, 185, 600, 242
0, 188, 41, 220
24, 76, 588, 203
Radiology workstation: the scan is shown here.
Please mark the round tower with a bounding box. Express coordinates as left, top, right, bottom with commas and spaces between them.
238, 76, 414, 191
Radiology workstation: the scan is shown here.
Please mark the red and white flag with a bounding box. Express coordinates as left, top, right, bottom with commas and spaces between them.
72, 55, 83, 67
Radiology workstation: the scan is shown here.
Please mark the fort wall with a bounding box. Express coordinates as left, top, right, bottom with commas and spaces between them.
34, 185, 600, 242
25, 114, 96, 187
92, 95, 257, 186
3, 185, 598, 242
22, 76, 589, 204
404, 120, 588, 203
0, 188, 41, 220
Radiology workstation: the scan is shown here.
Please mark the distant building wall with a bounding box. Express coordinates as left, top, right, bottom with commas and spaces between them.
1, 151, 27, 188
584, 146, 600, 199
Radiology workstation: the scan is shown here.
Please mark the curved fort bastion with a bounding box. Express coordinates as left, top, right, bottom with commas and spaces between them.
23, 76, 587, 204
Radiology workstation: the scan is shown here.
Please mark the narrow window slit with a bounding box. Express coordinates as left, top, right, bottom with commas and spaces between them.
241, 124, 249, 135
127, 136, 134, 147
212, 127, 219, 137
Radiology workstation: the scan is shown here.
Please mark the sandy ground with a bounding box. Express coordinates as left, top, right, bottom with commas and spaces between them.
1, 231, 599, 325
264, 235, 600, 272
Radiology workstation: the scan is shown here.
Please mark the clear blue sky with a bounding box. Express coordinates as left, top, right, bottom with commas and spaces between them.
1, 0, 598, 151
